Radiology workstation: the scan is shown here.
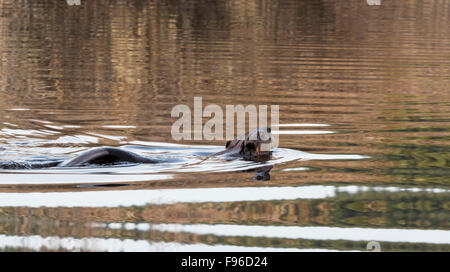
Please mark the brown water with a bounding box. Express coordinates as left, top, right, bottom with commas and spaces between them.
0, 0, 449, 252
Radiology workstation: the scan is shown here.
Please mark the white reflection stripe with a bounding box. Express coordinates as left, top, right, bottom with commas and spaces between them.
0, 235, 338, 252
0, 185, 447, 207
0, 174, 173, 185
7, 108, 30, 111
133, 223, 450, 245
282, 167, 309, 171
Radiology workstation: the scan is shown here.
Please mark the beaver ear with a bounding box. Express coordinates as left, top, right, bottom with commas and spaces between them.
225, 140, 231, 148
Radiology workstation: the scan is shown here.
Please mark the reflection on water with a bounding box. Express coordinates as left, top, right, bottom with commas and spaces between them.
0, 235, 331, 252
0, 0, 449, 251
0, 185, 448, 207
108, 223, 450, 244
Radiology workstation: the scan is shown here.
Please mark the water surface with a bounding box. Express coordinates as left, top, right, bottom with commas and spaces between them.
0, 0, 449, 252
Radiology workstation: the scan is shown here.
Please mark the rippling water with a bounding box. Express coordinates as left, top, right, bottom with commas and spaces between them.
0, 0, 449, 252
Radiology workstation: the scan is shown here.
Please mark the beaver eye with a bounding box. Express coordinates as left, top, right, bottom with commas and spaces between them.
245, 142, 256, 150
225, 141, 231, 148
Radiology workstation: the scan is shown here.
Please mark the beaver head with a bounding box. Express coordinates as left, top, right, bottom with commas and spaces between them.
224, 127, 272, 161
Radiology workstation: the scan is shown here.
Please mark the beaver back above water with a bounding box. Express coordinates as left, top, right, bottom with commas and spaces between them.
59, 147, 158, 167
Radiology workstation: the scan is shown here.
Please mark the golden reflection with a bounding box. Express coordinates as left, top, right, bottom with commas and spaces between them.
0, 0, 449, 251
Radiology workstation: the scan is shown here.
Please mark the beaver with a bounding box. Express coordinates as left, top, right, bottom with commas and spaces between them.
0, 127, 273, 169
64, 127, 272, 166
210, 127, 272, 162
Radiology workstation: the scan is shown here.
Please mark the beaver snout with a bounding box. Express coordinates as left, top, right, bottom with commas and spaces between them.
240, 127, 273, 161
